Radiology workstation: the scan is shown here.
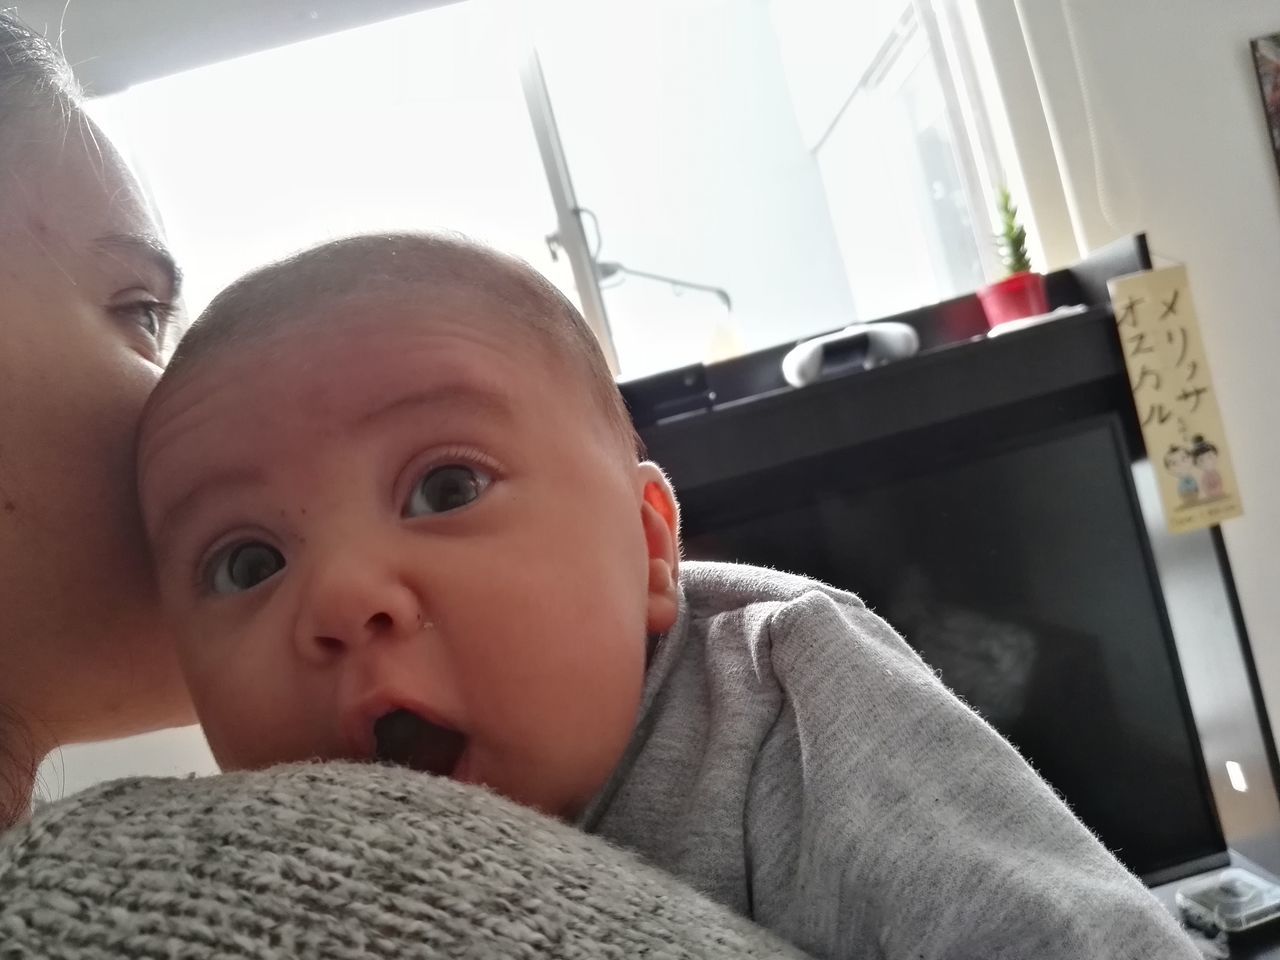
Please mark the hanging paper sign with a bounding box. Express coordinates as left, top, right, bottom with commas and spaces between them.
1108, 265, 1243, 533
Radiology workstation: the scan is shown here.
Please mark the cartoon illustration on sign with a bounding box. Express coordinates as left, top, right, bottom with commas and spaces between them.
1163, 445, 1200, 506
1190, 435, 1224, 501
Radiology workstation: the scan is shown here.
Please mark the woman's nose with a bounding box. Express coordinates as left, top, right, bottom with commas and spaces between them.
295, 556, 424, 664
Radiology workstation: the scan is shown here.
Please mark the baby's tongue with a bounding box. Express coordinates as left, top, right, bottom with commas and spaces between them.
373, 709, 466, 776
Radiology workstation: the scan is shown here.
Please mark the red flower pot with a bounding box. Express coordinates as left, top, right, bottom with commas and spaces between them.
978, 271, 1049, 328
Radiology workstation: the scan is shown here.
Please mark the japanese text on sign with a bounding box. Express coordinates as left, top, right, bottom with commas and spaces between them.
1109, 265, 1242, 533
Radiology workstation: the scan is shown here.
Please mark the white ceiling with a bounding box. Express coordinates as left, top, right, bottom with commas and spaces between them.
12, 0, 459, 95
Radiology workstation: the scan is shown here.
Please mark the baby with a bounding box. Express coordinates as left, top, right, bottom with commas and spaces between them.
137, 234, 1198, 960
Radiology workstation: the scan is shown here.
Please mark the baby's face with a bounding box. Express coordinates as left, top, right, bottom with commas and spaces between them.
140, 288, 673, 817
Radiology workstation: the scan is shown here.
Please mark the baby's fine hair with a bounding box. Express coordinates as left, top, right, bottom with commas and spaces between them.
157, 232, 640, 458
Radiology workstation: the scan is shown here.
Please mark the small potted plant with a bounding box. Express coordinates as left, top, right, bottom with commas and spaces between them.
977, 186, 1048, 328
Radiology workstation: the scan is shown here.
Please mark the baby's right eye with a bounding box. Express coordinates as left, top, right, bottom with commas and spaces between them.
208, 541, 286, 594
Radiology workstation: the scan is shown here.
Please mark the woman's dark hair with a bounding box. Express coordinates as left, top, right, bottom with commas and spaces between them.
0, 11, 80, 128
0, 704, 40, 830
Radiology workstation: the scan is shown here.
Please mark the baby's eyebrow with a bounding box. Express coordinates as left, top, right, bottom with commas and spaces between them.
149, 384, 514, 548
152, 467, 265, 547
352, 383, 515, 432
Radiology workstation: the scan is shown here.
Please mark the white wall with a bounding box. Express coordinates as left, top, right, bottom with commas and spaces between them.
1012, 0, 1280, 740
34, 727, 217, 804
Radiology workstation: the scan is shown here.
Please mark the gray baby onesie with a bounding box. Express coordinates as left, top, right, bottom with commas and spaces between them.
580, 561, 1199, 959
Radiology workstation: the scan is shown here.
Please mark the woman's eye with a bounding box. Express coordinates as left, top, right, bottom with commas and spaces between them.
209, 541, 286, 594
404, 464, 492, 517
110, 299, 175, 340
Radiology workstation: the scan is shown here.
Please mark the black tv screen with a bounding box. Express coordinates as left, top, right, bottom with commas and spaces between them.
682, 417, 1225, 881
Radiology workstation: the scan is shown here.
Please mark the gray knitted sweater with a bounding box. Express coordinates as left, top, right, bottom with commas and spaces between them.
582, 561, 1200, 959
0, 762, 803, 958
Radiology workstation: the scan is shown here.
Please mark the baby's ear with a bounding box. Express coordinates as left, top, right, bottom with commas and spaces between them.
637, 462, 680, 635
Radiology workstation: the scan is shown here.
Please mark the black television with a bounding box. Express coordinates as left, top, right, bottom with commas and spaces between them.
679, 413, 1226, 884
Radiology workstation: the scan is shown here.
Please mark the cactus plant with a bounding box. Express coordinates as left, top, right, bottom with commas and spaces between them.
995, 186, 1032, 277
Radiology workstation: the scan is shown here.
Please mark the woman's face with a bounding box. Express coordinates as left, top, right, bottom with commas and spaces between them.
0, 105, 193, 744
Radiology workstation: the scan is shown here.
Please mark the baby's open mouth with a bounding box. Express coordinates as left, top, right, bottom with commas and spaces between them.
373, 708, 467, 777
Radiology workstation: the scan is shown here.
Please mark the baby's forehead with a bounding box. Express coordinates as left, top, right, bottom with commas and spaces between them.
143, 309, 559, 476
142, 241, 629, 468
150, 286, 574, 429
308, 277, 566, 349
299, 277, 543, 328
317, 284, 585, 391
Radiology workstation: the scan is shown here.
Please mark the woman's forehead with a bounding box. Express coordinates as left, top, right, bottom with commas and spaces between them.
0, 109, 153, 241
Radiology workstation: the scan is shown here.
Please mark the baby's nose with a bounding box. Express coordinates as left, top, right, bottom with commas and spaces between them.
296, 560, 424, 663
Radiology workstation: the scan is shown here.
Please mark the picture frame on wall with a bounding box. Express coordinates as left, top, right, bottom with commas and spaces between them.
1251, 32, 1280, 184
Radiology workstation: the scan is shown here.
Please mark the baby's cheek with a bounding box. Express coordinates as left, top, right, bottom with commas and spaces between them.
193, 680, 293, 772
173, 616, 239, 689
173, 620, 264, 763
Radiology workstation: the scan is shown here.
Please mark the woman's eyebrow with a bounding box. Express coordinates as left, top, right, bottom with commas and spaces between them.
95, 232, 183, 298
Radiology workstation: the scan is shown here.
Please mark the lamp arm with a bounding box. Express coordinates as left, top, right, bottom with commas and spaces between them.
609, 264, 732, 311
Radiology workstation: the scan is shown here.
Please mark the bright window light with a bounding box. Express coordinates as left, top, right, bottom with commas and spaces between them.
87, 1, 575, 321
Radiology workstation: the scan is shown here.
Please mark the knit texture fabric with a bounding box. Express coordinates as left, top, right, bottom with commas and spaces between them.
0, 762, 803, 959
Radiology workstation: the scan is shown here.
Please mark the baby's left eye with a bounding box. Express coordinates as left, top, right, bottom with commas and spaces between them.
404, 464, 492, 517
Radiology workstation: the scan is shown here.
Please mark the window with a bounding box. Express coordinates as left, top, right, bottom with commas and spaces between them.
531, 0, 859, 379
774, 0, 1014, 317
92, 0, 1010, 380
89, 1, 575, 321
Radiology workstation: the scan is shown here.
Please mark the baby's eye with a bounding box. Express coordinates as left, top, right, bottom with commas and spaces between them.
209, 541, 286, 594
404, 464, 492, 517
